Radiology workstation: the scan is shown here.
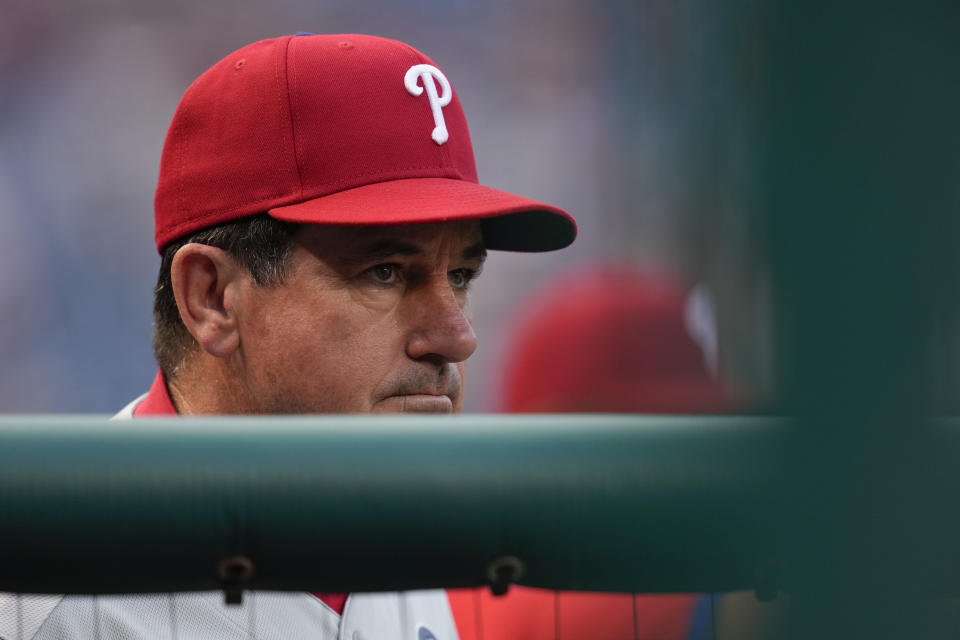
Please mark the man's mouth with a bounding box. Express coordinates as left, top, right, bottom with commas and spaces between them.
374, 393, 454, 413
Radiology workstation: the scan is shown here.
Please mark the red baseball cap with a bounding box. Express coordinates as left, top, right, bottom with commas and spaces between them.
501, 266, 735, 413
154, 33, 577, 253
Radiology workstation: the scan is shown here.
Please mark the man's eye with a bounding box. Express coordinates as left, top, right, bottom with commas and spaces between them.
367, 264, 401, 284
448, 269, 475, 290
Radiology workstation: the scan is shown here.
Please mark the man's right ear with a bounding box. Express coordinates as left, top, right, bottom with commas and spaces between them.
170, 243, 244, 359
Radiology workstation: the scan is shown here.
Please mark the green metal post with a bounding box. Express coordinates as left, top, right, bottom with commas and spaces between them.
761, 2, 960, 638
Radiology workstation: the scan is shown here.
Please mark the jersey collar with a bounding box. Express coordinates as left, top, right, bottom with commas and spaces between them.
132, 368, 178, 416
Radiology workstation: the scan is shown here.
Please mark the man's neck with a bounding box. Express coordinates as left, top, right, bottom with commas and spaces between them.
167, 357, 252, 415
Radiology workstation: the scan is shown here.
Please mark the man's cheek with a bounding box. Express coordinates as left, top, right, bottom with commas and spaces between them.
453, 362, 467, 413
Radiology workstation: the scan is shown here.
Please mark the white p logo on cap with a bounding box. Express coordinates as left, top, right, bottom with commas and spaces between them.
404, 64, 452, 145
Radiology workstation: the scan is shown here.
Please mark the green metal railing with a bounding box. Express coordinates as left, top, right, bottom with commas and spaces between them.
0, 415, 957, 604
0, 414, 790, 596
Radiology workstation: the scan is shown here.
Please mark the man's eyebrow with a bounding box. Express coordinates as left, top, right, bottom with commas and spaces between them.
462, 242, 487, 263
338, 240, 424, 267
338, 239, 487, 267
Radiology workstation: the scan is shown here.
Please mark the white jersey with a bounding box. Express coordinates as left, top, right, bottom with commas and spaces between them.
0, 395, 459, 640
1, 591, 457, 640
1, 591, 456, 640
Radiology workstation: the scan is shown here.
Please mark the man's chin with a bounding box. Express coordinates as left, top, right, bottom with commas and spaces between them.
373, 394, 455, 414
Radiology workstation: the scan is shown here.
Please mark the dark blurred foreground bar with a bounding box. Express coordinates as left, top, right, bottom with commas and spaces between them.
0, 414, 957, 598
0, 414, 783, 596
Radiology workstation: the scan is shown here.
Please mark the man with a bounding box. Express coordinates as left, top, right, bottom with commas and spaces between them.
0, 33, 574, 640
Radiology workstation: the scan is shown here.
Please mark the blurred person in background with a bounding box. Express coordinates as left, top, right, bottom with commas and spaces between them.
449, 264, 743, 640
499, 265, 729, 414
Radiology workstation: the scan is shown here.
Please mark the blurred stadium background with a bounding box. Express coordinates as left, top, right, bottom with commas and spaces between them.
0, 0, 770, 414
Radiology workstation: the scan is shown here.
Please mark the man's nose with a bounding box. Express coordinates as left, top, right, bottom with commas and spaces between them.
405, 278, 478, 364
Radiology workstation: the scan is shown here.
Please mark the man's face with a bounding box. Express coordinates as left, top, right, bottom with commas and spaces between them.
231, 221, 485, 414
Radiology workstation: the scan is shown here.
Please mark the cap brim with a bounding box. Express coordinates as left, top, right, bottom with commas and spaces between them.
267, 177, 576, 252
